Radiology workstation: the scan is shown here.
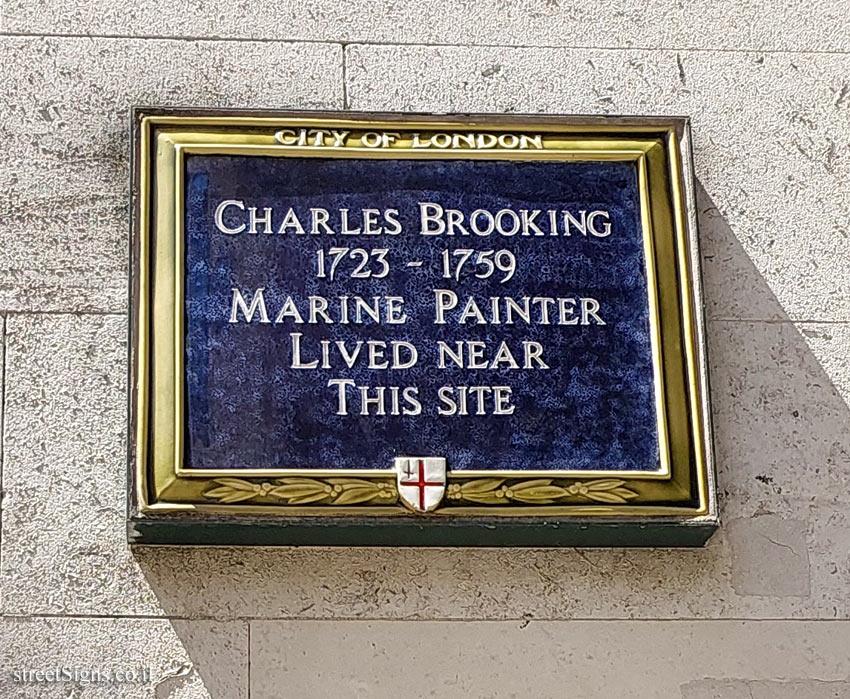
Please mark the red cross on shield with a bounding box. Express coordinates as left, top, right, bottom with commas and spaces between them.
395, 457, 447, 513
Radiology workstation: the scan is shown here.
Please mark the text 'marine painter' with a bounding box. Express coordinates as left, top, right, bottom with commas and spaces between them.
129, 110, 717, 546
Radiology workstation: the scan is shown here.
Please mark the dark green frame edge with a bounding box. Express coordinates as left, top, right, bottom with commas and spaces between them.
128, 515, 717, 547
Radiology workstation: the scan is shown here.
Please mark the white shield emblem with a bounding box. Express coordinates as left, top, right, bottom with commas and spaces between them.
395, 457, 446, 513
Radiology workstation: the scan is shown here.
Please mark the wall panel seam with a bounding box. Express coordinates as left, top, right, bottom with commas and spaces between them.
1, 31, 850, 58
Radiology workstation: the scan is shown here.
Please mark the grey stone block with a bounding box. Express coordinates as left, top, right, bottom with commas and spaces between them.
707, 320, 850, 517
807, 504, 850, 619
680, 680, 754, 699
347, 46, 850, 322
682, 679, 850, 699
0, 617, 246, 698
0, 36, 342, 313
0, 313, 163, 615
798, 323, 850, 407
250, 620, 850, 699
727, 516, 811, 597
4, 0, 850, 53
750, 681, 850, 698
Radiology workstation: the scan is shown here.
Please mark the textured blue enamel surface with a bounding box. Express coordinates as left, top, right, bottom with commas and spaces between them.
184, 155, 660, 472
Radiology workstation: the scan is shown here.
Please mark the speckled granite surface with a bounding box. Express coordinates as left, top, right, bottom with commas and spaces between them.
183, 155, 658, 471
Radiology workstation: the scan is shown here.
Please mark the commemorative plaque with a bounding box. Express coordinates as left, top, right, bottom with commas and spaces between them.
129, 109, 717, 546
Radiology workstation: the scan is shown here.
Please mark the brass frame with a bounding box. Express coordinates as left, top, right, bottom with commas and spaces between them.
130, 109, 716, 530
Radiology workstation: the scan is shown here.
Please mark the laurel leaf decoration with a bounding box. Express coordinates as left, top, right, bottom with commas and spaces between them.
203, 477, 398, 505
447, 478, 639, 505
272, 483, 329, 499
334, 487, 390, 505
458, 478, 505, 494
202, 486, 261, 504
454, 488, 503, 504
204, 475, 639, 507
203, 478, 276, 503
211, 478, 260, 490
509, 485, 569, 504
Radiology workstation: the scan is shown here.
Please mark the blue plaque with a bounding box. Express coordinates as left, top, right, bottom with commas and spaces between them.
130, 110, 717, 546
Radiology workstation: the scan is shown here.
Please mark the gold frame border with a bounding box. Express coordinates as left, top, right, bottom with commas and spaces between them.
172, 140, 668, 479
131, 111, 713, 520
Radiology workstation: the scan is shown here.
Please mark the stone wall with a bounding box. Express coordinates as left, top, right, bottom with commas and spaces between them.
1, 2, 849, 696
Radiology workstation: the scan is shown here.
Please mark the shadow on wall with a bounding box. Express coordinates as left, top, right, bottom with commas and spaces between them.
133, 181, 850, 698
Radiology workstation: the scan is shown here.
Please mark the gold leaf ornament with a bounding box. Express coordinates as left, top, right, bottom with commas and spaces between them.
448, 479, 505, 504
450, 477, 639, 506
204, 477, 398, 505
203, 476, 637, 507
203, 478, 274, 503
